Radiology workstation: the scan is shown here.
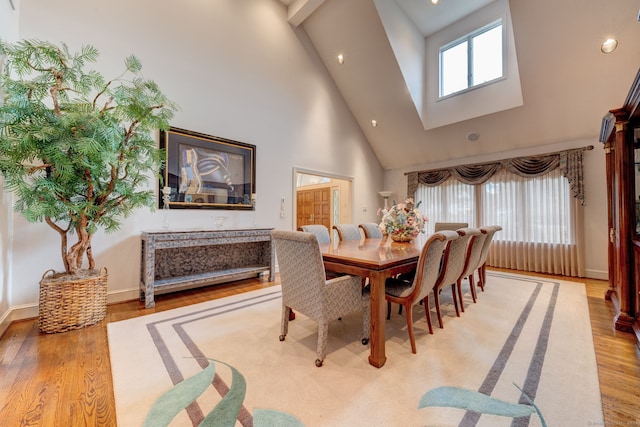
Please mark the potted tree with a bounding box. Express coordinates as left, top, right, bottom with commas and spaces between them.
0, 39, 178, 333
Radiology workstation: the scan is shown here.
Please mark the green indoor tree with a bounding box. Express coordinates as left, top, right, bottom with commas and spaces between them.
0, 39, 178, 277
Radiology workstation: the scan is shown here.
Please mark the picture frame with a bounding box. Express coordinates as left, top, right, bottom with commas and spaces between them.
159, 127, 256, 210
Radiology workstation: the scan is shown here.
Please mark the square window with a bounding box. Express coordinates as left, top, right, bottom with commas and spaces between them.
472, 25, 503, 85
441, 41, 468, 97
439, 20, 503, 98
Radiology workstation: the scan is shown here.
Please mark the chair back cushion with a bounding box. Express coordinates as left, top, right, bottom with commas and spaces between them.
297, 224, 331, 244
434, 222, 469, 232
333, 224, 362, 241
437, 227, 482, 287
271, 230, 327, 318
359, 222, 383, 238
460, 228, 489, 278
477, 225, 502, 267
412, 231, 459, 301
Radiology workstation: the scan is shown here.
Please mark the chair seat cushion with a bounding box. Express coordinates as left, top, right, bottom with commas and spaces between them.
385, 277, 413, 298
396, 271, 416, 283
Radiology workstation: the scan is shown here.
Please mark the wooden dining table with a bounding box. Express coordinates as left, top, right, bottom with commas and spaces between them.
319, 235, 428, 368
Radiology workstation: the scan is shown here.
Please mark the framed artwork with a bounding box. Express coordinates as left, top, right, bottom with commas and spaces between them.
159, 127, 256, 210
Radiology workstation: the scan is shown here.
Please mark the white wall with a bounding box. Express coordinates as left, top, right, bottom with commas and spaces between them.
0, 0, 19, 39
374, 0, 424, 120
3, 0, 384, 321
383, 138, 609, 280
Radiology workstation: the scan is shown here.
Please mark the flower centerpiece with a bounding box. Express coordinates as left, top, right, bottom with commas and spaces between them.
378, 198, 427, 242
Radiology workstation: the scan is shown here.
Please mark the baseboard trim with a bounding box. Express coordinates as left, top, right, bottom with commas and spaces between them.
107, 288, 140, 305
0, 288, 141, 337
0, 303, 38, 337
585, 269, 608, 281
0, 309, 12, 338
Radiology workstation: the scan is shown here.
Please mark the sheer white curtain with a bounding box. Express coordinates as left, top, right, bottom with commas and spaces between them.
484, 168, 584, 276
416, 179, 475, 234
416, 168, 585, 277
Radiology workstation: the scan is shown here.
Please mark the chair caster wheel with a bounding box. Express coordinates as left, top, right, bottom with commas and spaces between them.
279, 335, 285, 341
315, 359, 323, 367
361, 338, 369, 345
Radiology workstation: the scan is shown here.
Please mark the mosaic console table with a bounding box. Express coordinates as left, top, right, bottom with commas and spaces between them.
140, 228, 275, 308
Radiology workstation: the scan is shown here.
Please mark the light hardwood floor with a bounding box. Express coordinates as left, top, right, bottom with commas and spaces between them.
0, 270, 638, 426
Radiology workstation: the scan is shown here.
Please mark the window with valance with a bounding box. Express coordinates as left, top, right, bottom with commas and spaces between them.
406, 146, 591, 277
407, 146, 591, 205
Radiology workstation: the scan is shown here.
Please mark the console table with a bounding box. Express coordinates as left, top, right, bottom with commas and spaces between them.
140, 228, 275, 308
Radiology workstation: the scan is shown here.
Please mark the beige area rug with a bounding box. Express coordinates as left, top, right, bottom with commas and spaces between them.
108, 272, 603, 427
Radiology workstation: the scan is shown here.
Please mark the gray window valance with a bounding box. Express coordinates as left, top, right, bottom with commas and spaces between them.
406, 145, 593, 205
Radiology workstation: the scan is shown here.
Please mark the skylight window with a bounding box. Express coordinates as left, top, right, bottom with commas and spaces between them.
439, 20, 504, 98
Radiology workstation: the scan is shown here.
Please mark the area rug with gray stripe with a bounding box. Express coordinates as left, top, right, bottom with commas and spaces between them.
108, 272, 603, 427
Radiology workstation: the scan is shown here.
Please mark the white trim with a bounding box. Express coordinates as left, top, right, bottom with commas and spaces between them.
0, 288, 143, 336
584, 269, 608, 281
287, 0, 325, 27
0, 307, 14, 337
439, 19, 504, 98
107, 289, 141, 305
0, 302, 38, 337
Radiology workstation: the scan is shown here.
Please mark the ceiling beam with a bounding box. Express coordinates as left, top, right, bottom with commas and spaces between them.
287, 0, 325, 27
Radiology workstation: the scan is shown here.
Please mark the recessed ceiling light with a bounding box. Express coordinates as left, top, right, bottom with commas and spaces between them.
467, 132, 479, 141
371, 120, 377, 127
337, 54, 344, 65
431, 0, 439, 4
601, 38, 618, 54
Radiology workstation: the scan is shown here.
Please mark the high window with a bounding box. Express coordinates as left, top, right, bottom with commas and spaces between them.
439, 20, 504, 98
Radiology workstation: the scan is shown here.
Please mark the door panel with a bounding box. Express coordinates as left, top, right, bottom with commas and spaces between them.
313, 188, 331, 228
296, 188, 331, 229
296, 190, 314, 228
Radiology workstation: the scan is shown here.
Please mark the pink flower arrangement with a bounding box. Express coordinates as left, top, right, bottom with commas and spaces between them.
378, 198, 427, 241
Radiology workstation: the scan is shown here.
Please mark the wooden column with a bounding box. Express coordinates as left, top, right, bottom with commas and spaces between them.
600, 68, 640, 344
613, 120, 637, 331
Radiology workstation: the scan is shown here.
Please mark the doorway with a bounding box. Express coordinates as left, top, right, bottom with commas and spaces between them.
292, 168, 353, 236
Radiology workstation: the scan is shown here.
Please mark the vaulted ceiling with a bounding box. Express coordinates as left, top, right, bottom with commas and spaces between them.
280, 0, 640, 170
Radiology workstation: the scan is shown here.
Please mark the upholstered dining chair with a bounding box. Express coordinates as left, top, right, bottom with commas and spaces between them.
333, 224, 362, 241
298, 224, 344, 280
291, 225, 335, 320
359, 222, 383, 239
457, 228, 488, 308
333, 224, 370, 287
434, 222, 469, 232
271, 230, 370, 367
297, 224, 331, 244
475, 225, 503, 292
384, 231, 458, 354
432, 227, 482, 328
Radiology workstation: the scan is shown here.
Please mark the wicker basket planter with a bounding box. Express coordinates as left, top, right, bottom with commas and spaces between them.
38, 268, 108, 334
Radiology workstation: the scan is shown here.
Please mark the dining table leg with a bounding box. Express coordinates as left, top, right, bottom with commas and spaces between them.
367, 270, 387, 368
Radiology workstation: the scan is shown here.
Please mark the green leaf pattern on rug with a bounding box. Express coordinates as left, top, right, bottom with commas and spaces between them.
143, 361, 217, 427
199, 360, 246, 427
143, 359, 304, 427
254, 409, 306, 427
143, 359, 545, 427
418, 386, 543, 420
